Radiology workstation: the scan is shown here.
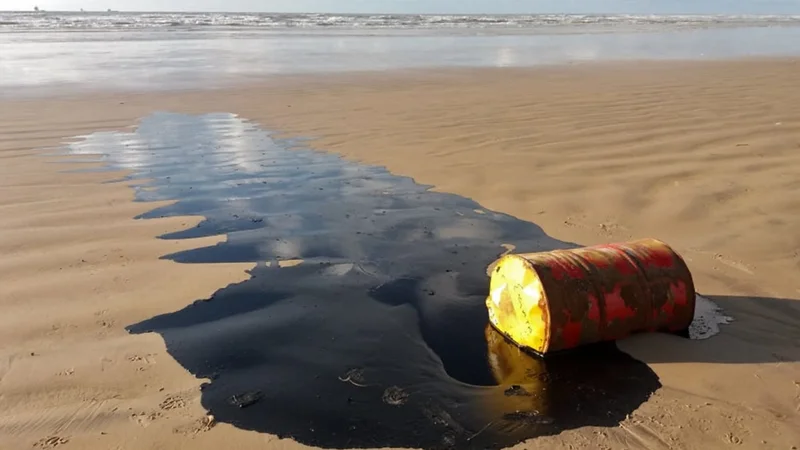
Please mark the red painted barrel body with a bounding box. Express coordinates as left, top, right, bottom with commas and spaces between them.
486, 238, 696, 354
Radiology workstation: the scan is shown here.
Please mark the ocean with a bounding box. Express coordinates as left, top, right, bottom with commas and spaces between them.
2, 11, 800, 96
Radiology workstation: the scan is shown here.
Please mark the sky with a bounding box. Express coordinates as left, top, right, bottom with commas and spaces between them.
3, 0, 800, 14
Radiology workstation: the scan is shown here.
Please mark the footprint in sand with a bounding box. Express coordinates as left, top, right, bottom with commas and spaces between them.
128, 354, 157, 373
127, 353, 156, 364
33, 436, 69, 448
96, 318, 115, 329
173, 415, 216, 436
159, 395, 187, 411
130, 411, 162, 427
93, 310, 116, 335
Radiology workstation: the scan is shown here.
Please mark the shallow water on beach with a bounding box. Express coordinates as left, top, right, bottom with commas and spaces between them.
58, 112, 665, 448
3, 24, 800, 97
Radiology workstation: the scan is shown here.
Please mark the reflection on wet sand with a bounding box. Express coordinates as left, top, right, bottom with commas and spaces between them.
483, 326, 657, 440
64, 112, 660, 449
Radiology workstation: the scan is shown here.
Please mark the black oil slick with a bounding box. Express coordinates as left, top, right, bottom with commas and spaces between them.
63, 112, 660, 449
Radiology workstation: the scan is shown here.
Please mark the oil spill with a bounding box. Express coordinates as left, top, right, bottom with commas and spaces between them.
64, 112, 661, 449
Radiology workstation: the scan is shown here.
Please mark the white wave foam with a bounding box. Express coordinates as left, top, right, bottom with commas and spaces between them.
2, 12, 800, 31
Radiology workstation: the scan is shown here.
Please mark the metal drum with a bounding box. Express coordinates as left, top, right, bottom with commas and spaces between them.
486, 238, 695, 355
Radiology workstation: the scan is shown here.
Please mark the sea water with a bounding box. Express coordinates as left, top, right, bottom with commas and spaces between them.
2, 12, 800, 96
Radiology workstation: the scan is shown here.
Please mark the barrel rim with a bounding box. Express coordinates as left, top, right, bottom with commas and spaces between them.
494, 253, 553, 354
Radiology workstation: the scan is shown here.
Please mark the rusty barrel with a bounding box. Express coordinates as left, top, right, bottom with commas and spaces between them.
485, 238, 695, 355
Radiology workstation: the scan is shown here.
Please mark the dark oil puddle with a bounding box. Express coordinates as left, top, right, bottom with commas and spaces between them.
63, 112, 660, 449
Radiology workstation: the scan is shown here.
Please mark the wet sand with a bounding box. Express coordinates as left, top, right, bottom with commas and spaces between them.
2, 59, 800, 449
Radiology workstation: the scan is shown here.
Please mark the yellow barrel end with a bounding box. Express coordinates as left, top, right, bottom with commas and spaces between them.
486, 254, 550, 355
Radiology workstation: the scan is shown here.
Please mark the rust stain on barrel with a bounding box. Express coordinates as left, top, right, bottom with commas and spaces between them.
486, 238, 696, 355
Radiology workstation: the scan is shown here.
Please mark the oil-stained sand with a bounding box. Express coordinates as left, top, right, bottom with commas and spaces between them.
64, 112, 661, 449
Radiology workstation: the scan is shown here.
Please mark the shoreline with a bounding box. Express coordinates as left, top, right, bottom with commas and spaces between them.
2, 59, 800, 449
3, 56, 798, 101
5, 22, 800, 98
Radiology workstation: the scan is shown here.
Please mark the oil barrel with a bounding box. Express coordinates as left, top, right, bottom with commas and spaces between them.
486, 238, 695, 355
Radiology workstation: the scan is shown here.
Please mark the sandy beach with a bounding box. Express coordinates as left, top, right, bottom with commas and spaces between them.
2, 57, 800, 449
